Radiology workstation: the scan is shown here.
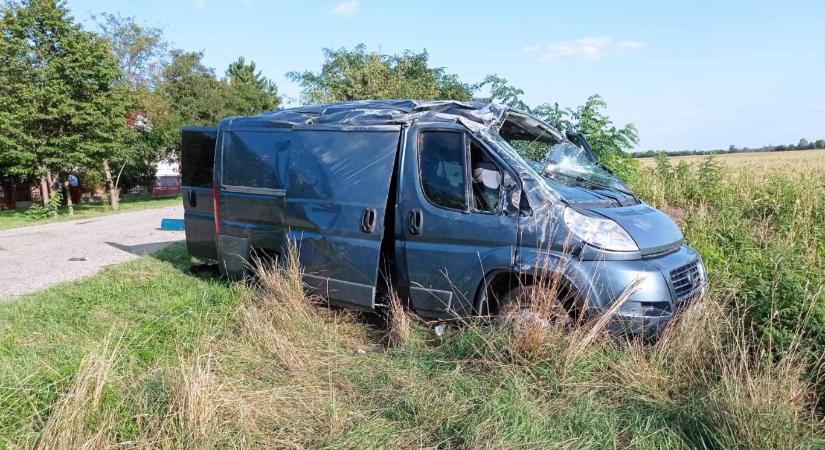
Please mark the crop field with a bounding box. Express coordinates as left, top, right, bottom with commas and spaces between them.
0, 149, 824, 448
637, 148, 825, 171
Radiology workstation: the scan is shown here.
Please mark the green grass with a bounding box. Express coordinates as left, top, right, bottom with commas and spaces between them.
0, 195, 182, 231
0, 245, 241, 447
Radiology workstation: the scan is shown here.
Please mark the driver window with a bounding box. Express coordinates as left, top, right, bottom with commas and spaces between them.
470, 139, 503, 212
419, 131, 468, 211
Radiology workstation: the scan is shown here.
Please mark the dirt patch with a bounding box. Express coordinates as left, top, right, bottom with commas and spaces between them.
662, 204, 686, 226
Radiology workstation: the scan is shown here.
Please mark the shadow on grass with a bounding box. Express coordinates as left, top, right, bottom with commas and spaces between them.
149, 242, 226, 284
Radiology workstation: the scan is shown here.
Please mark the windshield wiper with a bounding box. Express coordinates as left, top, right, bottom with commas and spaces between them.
545, 171, 641, 204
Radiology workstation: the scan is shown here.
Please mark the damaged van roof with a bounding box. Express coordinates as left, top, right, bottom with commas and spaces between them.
221, 100, 564, 143
223, 99, 505, 128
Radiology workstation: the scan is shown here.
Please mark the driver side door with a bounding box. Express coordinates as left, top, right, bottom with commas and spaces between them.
395, 123, 520, 318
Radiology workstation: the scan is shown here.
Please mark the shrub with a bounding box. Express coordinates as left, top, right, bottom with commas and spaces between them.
24, 191, 61, 220
632, 154, 825, 399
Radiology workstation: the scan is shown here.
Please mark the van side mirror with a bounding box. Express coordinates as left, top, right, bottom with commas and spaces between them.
502, 175, 521, 216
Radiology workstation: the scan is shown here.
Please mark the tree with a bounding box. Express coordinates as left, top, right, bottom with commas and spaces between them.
156, 51, 280, 159
92, 12, 166, 90
798, 138, 810, 149
565, 95, 640, 179
0, 0, 127, 206
225, 56, 281, 115
287, 44, 472, 103
476, 75, 640, 179
95, 12, 170, 208
161, 50, 228, 127
472, 74, 530, 111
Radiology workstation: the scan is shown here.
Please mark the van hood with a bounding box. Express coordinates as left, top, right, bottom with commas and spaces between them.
587, 204, 684, 255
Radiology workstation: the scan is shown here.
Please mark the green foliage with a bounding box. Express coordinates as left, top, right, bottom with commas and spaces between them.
632, 155, 825, 377
225, 56, 281, 115
161, 50, 229, 127
92, 12, 167, 90
96, 14, 281, 165
650, 152, 723, 203
0, 245, 240, 444
478, 76, 640, 181
566, 95, 640, 180
23, 191, 61, 220
472, 74, 530, 110
0, 0, 129, 179
93, 13, 171, 181
287, 44, 473, 103
156, 51, 281, 159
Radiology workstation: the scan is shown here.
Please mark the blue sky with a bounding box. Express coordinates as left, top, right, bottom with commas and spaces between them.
65, 0, 825, 151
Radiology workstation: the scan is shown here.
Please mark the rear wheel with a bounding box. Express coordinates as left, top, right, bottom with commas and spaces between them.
497, 285, 572, 329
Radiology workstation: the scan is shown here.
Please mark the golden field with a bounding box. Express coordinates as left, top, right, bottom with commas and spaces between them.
637, 148, 825, 171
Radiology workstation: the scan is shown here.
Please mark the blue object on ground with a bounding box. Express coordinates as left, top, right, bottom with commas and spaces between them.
160, 218, 185, 231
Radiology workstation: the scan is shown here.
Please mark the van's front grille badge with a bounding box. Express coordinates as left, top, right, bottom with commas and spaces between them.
670, 260, 702, 300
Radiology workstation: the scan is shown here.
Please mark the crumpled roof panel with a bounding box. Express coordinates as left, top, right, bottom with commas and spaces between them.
224, 99, 510, 130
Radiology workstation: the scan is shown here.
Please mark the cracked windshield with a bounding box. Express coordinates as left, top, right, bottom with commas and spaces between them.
541, 142, 624, 190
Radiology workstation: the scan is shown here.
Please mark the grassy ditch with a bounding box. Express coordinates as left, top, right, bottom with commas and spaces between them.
1, 244, 823, 449
0, 245, 242, 448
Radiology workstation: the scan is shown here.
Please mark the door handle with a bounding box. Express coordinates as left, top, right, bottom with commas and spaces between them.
188, 190, 197, 208
408, 209, 423, 235
361, 208, 377, 233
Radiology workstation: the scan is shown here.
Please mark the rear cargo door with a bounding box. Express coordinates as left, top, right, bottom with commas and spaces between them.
285, 126, 401, 310
181, 126, 218, 259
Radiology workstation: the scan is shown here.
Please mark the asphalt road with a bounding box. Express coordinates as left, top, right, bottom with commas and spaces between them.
0, 205, 184, 301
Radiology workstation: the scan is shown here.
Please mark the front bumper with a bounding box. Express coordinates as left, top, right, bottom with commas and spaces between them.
564, 244, 706, 338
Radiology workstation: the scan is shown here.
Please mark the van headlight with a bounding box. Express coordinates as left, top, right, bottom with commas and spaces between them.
563, 207, 639, 252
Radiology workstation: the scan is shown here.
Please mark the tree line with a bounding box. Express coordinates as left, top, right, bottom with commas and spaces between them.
634, 138, 825, 158
0, 0, 641, 211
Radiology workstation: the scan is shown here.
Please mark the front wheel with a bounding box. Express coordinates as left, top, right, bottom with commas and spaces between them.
497, 285, 572, 330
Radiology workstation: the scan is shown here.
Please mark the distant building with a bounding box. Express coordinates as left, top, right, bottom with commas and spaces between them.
153, 160, 181, 196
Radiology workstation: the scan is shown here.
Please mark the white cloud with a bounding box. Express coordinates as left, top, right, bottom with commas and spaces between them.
616, 40, 647, 52
332, 0, 358, 16
526, 37, 646, 63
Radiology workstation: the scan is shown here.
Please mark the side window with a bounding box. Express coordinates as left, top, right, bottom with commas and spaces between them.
470, 139, 503, 212
418, 131, 467, 210
223, 131, 291, 190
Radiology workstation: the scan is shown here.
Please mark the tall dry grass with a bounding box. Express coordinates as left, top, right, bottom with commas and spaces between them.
21, 242, 825, 448
35, 333, 122, 450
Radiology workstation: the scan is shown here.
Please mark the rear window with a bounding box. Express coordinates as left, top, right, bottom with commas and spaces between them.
223, 131, 291, 190
181, 128, 217, 187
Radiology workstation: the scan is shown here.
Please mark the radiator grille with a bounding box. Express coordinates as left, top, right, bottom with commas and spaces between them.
670, 260, 702, 299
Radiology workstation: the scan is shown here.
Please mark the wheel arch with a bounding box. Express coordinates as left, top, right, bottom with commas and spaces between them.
473, 267, 583, 316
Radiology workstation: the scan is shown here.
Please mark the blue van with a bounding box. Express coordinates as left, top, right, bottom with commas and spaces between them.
181, 100, 705, 336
